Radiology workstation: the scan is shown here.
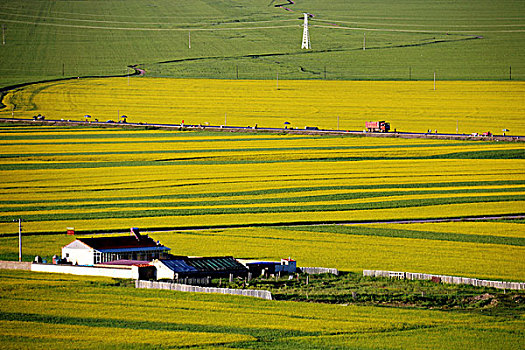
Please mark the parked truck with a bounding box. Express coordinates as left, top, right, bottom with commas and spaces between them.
365, 121, 390, 133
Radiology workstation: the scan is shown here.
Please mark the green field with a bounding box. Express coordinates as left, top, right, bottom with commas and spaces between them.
0, 0, 524, 88
0, 270, 523, 349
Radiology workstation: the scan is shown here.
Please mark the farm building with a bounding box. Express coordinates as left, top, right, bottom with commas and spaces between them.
240, 258, 297, 276
154, 256, 248, 281
62, 229, 171, 266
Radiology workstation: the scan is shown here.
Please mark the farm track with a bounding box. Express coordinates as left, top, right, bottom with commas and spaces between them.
1, 117, 523, 142
0, 66, 144, 110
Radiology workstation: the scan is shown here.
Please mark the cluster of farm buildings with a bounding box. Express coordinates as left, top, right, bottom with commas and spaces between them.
34, 228, 297, 283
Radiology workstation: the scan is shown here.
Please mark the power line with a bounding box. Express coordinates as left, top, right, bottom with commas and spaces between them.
0, 18, 300, 32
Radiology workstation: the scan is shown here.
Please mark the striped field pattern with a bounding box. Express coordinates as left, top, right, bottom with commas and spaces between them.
0, 126, 524, 234
0, 125, 524, 280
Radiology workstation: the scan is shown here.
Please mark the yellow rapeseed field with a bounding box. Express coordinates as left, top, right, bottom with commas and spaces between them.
0, 108, 523, 280
2, 78, 524, 134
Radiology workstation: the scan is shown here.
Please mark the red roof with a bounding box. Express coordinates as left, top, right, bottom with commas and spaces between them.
78, 235, 160, 250
97, 259, 151, 266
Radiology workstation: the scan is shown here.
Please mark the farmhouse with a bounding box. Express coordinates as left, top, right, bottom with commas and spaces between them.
62, 228, 171, 266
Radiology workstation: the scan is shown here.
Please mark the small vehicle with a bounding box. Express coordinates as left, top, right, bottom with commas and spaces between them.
304, 126, 319, 130
106, 120, 115, 123
32, 114, 45, 120
365, 121, 390, 133
481, 131, 492, 137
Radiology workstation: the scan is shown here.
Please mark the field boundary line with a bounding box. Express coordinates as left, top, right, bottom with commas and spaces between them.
364, 270, 525, 290
135, 280, 273, 300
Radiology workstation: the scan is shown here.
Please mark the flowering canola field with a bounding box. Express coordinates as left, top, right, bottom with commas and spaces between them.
2, 78, 525, 134
0, 125, 523, 279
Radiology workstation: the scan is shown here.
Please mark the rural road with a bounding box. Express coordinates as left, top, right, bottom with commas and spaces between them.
2, 118, 524, 142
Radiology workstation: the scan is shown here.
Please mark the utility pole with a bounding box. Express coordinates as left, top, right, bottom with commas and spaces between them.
224, 112, 227, 126
434, 71, 436, 91
2, 24, 5, 45
188, 31, 191, 49
62, 63, 65, 76
510, 66, 512, 81
276, 71, 279, 90
16, 218, 22, 262
363, 32, 366, 50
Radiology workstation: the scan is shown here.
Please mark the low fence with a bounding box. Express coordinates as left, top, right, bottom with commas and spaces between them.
31, 263, 133, 279
136, 280, 273, 300
299, 267, 339, 276
363, 270, 525, 290
0, 261, 31, 270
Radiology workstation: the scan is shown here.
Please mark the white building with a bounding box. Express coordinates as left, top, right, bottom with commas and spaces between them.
62, 231, 170, 266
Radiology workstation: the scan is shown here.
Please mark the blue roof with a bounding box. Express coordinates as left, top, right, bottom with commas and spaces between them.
247, 261, 279, 266
160, 259, 198, 273
98, 246, 170, 253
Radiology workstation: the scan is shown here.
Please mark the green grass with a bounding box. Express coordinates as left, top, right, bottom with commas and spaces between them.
0, 0, 523, 88
0, 270, 523, 349
221, 272, 525, 318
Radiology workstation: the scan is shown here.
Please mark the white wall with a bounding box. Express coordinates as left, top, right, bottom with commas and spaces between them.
152, 260, 174, 280
31, 263, 133, 279
62, 247, 95, 266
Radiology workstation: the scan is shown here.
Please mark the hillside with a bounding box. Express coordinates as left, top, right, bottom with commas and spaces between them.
0, 0, 523, 88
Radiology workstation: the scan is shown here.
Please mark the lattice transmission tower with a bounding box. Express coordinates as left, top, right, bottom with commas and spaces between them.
301, 13, 311, 49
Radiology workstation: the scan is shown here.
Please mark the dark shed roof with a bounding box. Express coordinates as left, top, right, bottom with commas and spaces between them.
160, 257, 248, 274
78, 235, 166, 251
186, 256, 247, 272
160, 259, 198, 273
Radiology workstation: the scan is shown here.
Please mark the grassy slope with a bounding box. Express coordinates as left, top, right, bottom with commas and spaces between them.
0, 0, 523, 88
